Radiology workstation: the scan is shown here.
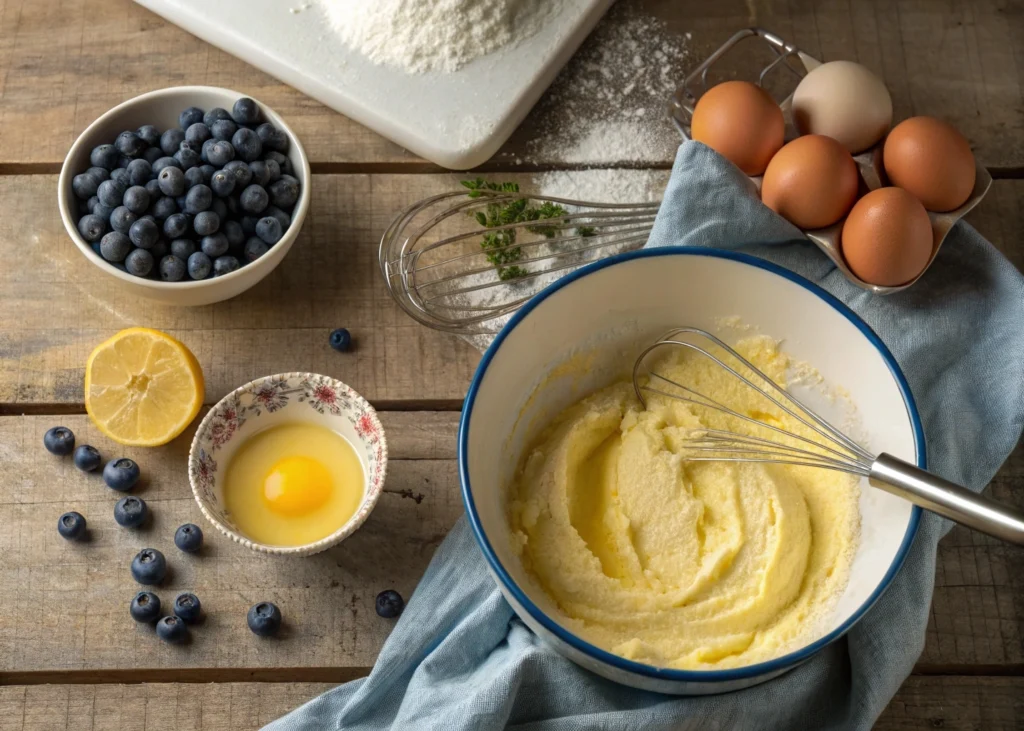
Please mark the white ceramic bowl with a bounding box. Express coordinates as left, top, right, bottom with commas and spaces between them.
189, 373, 387, 556
58, 86, 311, 306
460, 248, 924, 694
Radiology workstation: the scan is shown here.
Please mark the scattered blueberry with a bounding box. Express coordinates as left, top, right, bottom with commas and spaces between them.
185, 184, 213, 214
210, 169, 235, 197
114, 495, 148, 527
232, 97, 261, 126
187, 251, 212, 280
247, 602, 282, 636
77, 214, 107, 243
115, 131, 146, 158
158, 166, 185, 197
137, 124, 161, 147
255, 123, 288, 153
159, 255, 187, 282
163, 213, 189, 239
156, 615, 187, 643
125, 248, 154, 277
44, 426, 76, 455
329, 328, 352, 352
123, 186, 150, 215
160, 128, 186, 156
213, 255, 240, 277
185, 122, 212, 146
109, 206, 137, 234
255, 216, 282, 245
97, 179, 126, 207
375, 589, 404, 618
170, 238, 197, 260
127, 158, 153, 186
201, 233, 229, 258
73, 444, 102, 472
130, 591, 161, 623
183, 166, 205, 191
210, 119, 237, 142
100, 232, 133, 263
243, 237, 269, 262
153, 155, 180, 175
73, 173, 100, 200
269, 176, 300, 209
131, 548, 167, 585
151, 195, 178, 220
103, 457, 140, 491
174, 593, 202, 623
240, 184, 268, 215
204, 107, 233, 127
231, 127, 262, 162
193, 211, 220, 237
174, 523, 204, 553
179, 106, 205, 130
223, 220, 245, 249
57, 511, 87, 540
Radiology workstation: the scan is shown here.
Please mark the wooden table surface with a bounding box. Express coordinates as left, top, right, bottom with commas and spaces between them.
1, 0, 1022, 728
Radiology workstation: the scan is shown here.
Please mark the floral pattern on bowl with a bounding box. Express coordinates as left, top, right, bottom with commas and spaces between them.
188, 372, 388, 556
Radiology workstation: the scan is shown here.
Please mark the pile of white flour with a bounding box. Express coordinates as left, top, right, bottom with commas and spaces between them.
322, 0, 556, 74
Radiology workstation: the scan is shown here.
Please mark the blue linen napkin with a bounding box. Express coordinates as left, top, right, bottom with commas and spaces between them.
266, 141, 1024, 731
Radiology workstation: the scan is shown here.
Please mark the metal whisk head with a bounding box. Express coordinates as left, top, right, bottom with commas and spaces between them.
379, 188, 660, 335
632, 327, 876, 476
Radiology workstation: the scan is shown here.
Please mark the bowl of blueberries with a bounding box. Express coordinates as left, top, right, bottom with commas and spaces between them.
59, 86, 310, 306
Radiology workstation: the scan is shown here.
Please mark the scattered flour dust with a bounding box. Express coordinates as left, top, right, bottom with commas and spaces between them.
321, 0, 558, 74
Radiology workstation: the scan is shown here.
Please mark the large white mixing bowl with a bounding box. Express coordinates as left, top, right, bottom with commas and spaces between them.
459, 248, 923, 695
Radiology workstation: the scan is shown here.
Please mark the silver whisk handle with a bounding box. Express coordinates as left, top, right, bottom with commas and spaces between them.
869, 453, 1024, 545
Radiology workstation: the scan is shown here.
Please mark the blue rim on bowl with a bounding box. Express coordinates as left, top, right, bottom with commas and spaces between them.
459, 246, 924, 682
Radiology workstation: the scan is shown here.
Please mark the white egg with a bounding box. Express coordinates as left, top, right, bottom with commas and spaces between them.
791, 60, 893, 153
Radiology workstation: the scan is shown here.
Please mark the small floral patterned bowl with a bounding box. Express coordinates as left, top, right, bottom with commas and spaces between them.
188, 372, 387, 556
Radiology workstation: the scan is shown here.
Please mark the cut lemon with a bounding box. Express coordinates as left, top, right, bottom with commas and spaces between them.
85, 328, 204, 447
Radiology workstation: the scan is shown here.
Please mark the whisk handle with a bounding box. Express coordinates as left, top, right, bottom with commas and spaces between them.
870, 453, 1024, 545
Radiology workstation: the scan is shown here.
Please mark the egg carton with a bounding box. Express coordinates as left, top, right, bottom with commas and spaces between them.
668, 27, 991, 295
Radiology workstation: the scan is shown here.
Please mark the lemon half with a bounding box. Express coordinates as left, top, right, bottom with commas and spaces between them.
85, 328, 204, 447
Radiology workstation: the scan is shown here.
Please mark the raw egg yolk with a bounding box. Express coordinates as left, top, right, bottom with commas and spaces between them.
263, 456, 332, 517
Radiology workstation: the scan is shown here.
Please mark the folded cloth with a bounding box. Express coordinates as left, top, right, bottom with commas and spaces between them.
265, 141, 1024, 731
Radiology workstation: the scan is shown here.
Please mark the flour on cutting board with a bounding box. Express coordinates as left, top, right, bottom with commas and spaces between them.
321, 0, 560, 74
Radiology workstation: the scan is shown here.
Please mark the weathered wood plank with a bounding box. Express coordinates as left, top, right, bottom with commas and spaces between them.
1, 0, 1021, 170
0, 676, 1022, 729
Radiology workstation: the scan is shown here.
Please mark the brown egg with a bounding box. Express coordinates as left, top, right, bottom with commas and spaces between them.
761, 135, 859, 229
691, 81, 785, 175
841, 188, 933, 287
883, 116, 976, 212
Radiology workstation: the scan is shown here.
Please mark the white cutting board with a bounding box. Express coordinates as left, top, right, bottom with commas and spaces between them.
134, 0, 613, 169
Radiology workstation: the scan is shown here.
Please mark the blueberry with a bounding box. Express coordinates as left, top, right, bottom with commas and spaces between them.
125, 248, 154, 277
109, 206, 137, 234
187, 251, 213, 280
129, 218, 159, 249
57, 511, 87, 540
91, 242, 103, 257
264, 151, 292, 177
200, 138, 216, 163
126, 158, 153, 187
264, 158, 282, 183
136, 124, 161, 147
73, 444, 102, 472
185, 184, 213, 214
110, 167, 131, 188
117, 155, 133, 169
226, 195, 241, 216
175, 195, 188, 211
269, 176, 300, 209
86, 166, 111, 183
156, 615, 187, 643
240, 184, 269, 215
103, 457, 140, 491
163, 213, 189, 239
130, 591, 161, 623
77, 214, 107, 243
213, 255, 240, 277
207, 140, 235, 167
85, 196, 100, 214
210, 169, 235, 197
243, 237, 269, 262
223, 160, 252, 188
90, 144, 120, 170
144, 178, 162, 198
99, 232, 133, 263
153, 156, 180, 175
159, 255, 187, 282
184, 167, 205, 191
199, 164, 216, 182
264, 206, 291, 231
158, 166, 185, 197
123, 186, 150, 215
170, 238, 197, 260
222, 220, 245, 249
179, 106, 205, 130
200, 232, 228, 257
247, 602, 282, 636
115, 130, 146, 159
72, 173, 100, 200
114, 495, 148, 527
241, 216, 259, 236
143, 146, 164, 164
161, 128, 186, 156
248, 160, 271, 188
174, 593, 202, 623
131, 548, 167, 585
97, 179, 126, 207
185, 122, 212, 146
193, 211, 220, 237
255, 123, 288, 153
375, 589, 404, 618
211, 119, 237, 142
329, 328, 352, 352
43, 426, 75, 456
232, 97, 261, 126
150, 238, 169, 261
174, 146, 201, 170
210, 197, 228, 222
231, 127, 262, 162
93, 203, 115, 221
255, 216, 283, 245
151, 196, 177, 220
204, 107, 232, 127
